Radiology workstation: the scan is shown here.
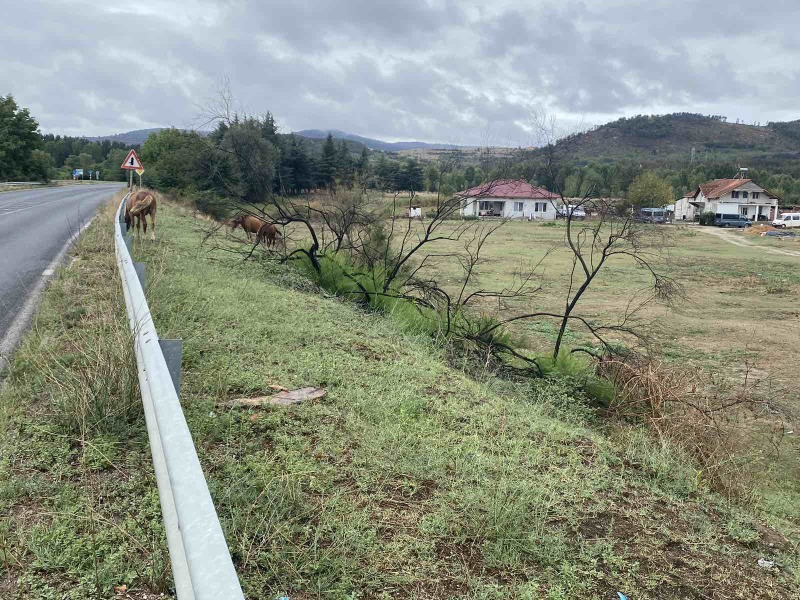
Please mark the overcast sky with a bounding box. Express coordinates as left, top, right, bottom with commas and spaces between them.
3, 0, 800, 145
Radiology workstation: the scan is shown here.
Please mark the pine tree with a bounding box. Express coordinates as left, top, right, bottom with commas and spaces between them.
336, 140, 353, 188
318, 132, 337, 188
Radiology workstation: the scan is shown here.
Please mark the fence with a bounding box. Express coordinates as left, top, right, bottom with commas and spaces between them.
114, 193, 245, 600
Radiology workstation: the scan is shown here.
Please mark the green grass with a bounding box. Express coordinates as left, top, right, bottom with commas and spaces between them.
1, 201, 797, 599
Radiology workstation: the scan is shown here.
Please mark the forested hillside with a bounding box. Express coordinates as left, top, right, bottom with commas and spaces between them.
554, 113, 800, 165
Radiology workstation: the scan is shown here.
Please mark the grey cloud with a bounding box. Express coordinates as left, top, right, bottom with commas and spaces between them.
2, 0, 799, 145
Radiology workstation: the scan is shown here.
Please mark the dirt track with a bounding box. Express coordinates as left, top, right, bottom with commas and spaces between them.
697, 226, 800, 257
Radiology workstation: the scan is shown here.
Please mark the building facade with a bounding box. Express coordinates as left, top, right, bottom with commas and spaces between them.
675, 177, 779, 222
460, 179, 560, 220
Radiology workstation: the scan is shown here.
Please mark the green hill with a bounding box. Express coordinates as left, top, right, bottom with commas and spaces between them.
553, 113, 800, 165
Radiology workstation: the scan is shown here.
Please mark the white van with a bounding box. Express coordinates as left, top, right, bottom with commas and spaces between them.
772, 213, 800, 228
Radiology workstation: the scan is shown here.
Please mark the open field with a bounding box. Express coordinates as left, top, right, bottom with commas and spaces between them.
407, 219, 800, 396
1, 201, 798, 599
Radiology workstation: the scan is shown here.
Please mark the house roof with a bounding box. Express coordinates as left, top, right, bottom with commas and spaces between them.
693, 179, 752, 200
690, 178, 779, 201
461, 179, 559, 200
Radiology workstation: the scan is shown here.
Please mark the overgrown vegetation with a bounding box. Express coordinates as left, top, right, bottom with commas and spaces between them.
0, 197, 169, 598
4, 200, 796, 598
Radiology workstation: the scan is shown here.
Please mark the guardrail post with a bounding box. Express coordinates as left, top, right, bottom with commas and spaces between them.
159, 339, 183, 396
133, 262, 145, 288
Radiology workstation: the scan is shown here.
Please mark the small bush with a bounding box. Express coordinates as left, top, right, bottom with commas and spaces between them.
699, 211, 716, 226
537, 352, 616, 407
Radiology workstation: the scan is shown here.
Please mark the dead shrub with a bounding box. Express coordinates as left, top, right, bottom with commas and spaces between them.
598, 356, 794, 497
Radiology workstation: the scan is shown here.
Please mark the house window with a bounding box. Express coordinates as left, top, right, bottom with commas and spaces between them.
479, 201, 492, 210
731, 191, 739, 199
514, 202, 524, 212
752, 192, 760, 199
742, 191, 748, 199
534, 202, 547, 212
740, 207, 748, 215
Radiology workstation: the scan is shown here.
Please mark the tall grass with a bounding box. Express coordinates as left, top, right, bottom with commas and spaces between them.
293, 251, 442, 335
19, 319, 140, 439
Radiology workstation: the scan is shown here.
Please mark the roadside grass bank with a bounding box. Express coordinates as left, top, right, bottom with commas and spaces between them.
0, 196, 169, 599
146, 202, 798, 598
1, 198, 797, 599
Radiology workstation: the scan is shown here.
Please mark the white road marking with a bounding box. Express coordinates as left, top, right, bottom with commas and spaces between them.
0, 214, 98, 378
0, 197, 64, 217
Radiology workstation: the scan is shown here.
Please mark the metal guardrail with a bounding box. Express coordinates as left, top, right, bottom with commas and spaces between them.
0, 181, 45, 188
114, 194, 245, 600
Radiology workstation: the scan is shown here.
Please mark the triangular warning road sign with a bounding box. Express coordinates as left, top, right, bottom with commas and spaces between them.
121, 149, 143, 170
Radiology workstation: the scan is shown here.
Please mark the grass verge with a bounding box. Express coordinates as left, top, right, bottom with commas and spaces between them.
1, 199, 797, 599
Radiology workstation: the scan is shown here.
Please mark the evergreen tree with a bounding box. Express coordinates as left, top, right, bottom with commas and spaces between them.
336, 140, 353, 188
318, 132, 337, 188
356, 147, 369, 175
401, 158, 424, 197
281, 134, 313, 194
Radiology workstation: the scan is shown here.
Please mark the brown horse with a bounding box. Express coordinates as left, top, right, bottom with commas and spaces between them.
256, 222, 282, 248
230, 214, 266, 241
125, 190, 157, 241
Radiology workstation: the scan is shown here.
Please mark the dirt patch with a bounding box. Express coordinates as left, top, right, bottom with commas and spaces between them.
745, 224, 778, 235
574, 491, 795, 599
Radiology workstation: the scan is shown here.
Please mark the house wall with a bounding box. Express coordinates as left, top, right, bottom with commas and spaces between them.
506, 198, 556, 220
698, 182, 778, 220
674, 196, 696, 220
461, 197, 556, 220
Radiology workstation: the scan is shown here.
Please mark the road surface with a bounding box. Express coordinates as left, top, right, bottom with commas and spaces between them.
0, 183, 125, 365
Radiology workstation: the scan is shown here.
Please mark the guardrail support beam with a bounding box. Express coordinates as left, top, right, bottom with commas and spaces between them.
133, 262, 145, 288
159, 339, 183, 397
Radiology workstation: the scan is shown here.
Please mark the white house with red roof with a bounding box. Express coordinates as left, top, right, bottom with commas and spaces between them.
459, 179, 561, 220
675, 175, 779, 222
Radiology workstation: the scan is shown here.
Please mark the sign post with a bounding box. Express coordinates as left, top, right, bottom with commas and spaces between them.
121, 149, 144, 189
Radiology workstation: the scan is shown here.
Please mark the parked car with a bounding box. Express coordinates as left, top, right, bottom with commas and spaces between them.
771, 212, 800, 228
556, 205, 586, 219
714, 214, 751, 228
636, 207, 666, 223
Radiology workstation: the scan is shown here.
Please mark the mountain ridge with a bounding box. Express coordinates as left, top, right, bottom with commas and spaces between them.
550, 113, 800, 165
292, 129, 464, 151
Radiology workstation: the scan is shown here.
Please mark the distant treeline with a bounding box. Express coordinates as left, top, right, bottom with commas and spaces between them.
0, 94, 134, 181
4, 94, 800, 204
139, 115, 439, 201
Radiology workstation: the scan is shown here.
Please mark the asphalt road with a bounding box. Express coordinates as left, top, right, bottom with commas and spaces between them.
0, 183, 125, 360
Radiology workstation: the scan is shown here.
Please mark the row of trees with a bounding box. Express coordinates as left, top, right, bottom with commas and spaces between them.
0, 94, 132, 182
139, 119, 432, 200
7, 91, 799, 204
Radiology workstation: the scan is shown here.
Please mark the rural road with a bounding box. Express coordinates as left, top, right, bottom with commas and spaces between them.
0, 183, 125, 367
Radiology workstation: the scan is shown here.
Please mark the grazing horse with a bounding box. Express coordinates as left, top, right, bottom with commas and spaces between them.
256, 222, 282, 248
125, 190, 157, 241
229, 214, 266, 241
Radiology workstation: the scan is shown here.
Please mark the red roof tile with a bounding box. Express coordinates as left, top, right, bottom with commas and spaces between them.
461, 179, 559, 200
